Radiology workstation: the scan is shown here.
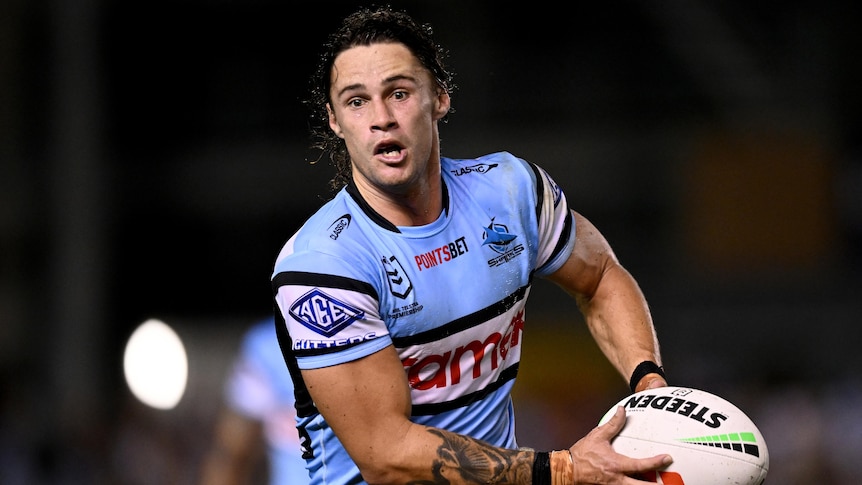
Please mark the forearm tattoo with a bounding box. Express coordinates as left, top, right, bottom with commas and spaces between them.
406, 428, 533, 485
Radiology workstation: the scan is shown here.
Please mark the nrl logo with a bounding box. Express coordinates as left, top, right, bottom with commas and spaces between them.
381, 255, 412, 299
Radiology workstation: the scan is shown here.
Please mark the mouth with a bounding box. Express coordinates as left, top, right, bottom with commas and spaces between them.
375, 141, 405, 159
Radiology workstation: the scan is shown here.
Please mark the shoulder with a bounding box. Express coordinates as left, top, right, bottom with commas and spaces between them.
443, 151, 540, 196
273, 190, 383, 281
293, 191, 356, 245
443, 151, 530, 174
276, 191, 358, 260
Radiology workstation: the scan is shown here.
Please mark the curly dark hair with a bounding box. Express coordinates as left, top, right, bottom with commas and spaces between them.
304, 5, 456, 192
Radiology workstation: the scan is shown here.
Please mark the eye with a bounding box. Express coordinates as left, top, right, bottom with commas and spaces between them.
347, 98, 365, 108
392, 90, 408, 100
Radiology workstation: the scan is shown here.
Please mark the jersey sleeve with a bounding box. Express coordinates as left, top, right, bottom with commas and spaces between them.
528, 161, 576, 276
272, 228, 393, 371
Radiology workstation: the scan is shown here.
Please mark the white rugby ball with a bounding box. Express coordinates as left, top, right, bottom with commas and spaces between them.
598, 387, 768, 485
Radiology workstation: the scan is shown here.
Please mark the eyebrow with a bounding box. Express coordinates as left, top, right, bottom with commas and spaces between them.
335, 73, 420, 99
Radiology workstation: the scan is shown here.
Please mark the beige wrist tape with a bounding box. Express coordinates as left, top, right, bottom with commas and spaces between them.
550, 449, 574, 485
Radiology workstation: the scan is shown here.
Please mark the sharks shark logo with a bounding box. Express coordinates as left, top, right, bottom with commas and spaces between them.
482, 217, 525, 267
481, 217, 517, 254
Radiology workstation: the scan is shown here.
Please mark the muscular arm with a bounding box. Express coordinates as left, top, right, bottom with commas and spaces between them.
301, 345, 534, 485
547, 211, 666, 392
303, 344, 669, 484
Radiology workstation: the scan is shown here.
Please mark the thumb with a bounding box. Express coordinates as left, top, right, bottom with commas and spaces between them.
598, 406, 627, 438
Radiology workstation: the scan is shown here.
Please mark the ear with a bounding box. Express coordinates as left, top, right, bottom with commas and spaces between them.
433, 91, 451, 121
327, 103, 344, 139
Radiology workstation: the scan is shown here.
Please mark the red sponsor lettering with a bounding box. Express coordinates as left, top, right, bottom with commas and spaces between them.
414, 236, 469, 271
401, 310, 525, 389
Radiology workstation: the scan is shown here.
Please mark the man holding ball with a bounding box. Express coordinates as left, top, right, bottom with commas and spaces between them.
271, 6, 670, 484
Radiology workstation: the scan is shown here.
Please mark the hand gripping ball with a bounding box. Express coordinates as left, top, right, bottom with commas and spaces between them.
598, 387, 769, 485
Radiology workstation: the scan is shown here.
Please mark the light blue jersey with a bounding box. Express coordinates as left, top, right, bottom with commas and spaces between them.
226, 319, 309, 484
272, 152, 576, 484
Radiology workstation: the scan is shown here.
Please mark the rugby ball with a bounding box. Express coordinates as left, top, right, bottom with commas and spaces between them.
598, 387, 768, 485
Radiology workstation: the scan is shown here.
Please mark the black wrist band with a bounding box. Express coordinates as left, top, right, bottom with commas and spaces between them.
532, 451, 551, 485
629, 361, 666, 393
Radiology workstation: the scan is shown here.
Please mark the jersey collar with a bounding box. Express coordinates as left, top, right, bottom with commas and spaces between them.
345, 178, 450, 233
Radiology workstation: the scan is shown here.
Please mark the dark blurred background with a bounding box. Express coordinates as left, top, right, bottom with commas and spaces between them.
2, 0, 861, 483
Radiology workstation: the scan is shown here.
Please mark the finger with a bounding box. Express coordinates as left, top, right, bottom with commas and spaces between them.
596, 406, 627, 438
629, 454, 674, 478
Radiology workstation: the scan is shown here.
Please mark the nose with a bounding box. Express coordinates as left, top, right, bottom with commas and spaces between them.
370, 98, 397, 131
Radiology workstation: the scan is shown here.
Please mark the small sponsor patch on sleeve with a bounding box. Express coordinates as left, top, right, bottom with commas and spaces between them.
289, 288, 365, 337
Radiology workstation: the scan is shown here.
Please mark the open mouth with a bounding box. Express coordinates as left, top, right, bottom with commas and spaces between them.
375, 142, 403, 157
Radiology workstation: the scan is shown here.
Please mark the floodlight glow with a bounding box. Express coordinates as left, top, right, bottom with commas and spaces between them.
123, 318, 188, 410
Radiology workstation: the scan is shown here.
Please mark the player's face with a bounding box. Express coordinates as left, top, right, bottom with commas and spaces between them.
326, 42, 450, 197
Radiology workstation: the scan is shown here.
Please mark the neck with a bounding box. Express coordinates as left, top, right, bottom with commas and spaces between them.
356, 169, 443, 227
